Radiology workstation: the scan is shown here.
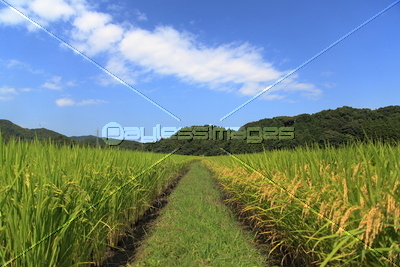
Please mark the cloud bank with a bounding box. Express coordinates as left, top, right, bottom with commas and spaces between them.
0, 86, 18, 101
55, 97, 106, 106
0, 0, 321, 101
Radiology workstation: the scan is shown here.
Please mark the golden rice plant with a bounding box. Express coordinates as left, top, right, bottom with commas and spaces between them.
204, 141, 400, 266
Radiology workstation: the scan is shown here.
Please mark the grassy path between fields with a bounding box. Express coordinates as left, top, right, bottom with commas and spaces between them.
126, 161, 268, 267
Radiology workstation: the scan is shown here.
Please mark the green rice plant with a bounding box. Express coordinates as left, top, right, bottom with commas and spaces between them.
204, 141, 400, 266
0, 133, 194, 266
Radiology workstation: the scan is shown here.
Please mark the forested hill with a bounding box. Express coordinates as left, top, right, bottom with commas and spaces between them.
0, 119, 75, 145
0, 119, 144, 150
243, 105, 400, 145
1, 105, 400, 155
145, 105, 400, 155
0, 120, 143, 150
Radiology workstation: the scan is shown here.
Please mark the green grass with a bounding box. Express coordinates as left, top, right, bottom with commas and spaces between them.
0, 135, 194, 266
129, 162, 267, 267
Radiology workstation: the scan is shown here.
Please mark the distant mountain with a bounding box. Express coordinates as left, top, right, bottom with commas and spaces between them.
0, 120, 75, 145
2, 105, 400, 155
0, 120, 144, 150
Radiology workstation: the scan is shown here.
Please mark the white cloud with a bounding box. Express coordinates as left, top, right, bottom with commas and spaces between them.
237, 73, 322, 101
238, 82, 265, 96
0, 85, 31, 94
41, 76, 63, 90
85, 23, 123, 54
323, 82, 336, 88
0, 86, 18, 94
77, 99, 107, 105
237, 78, 321, 102
56, 97, 75, 106
134, 9, 147, 21
0, 0, 86, 30
56, 97, 107, 107
40, 76, 76, 90
42, 82, 62, 90
263, 94, 285, 101
321, 71, 334, 77
0, 85, 33, 99
71, 11, 124, 56
6, 59, 24, 68
0, 0, 321, 102
4, 59, 44, 74
0, 86, 18, 101
7, 0, 31, 6
120, 27, 283, 85
0, 96, 14, 101
107, 4, 124, 12
117, 25, 320, 101
50, 76, 62, 83
97, 56, 137, 86
29, 0, 74, 21
284, 82, 322, 100
72, 11, 111, 34
0, 6, 26, 24
66, 80, 77, 87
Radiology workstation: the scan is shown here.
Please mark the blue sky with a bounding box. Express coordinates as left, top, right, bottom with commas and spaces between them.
0, 0, 399, 140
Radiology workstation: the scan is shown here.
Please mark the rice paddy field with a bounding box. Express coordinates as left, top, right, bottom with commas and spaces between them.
203, 142, 400, 266
1, 133, 399, 266
0, 135, 194, 266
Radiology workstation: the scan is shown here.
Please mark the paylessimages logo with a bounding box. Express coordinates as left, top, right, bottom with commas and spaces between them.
102, 122, 294, 145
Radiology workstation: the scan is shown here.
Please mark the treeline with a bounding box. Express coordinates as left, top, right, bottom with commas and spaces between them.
143, 105, 400, 155
0, 119, 76, 145
0, 120, 144, 150
1, 105, 400, 156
